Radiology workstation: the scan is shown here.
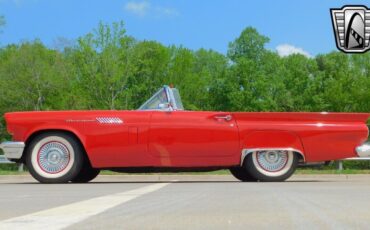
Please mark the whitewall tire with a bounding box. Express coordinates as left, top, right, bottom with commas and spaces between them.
26, 132, 84, 183
245, 150, 298, 182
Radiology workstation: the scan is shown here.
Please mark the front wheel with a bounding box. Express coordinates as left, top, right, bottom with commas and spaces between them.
25, 132, 84, 183
244, 150, 298, 182
229, 167, 256, 182
71, 163, 100, 183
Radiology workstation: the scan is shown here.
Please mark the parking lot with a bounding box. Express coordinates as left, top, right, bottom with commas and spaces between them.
0, 174, 370, 229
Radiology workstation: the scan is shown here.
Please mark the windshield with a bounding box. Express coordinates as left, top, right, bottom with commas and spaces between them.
171, 88, 184, 110
138, 86, 184, 111
138, 88, 169, 110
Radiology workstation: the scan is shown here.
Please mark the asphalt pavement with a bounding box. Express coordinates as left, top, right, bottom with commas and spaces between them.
0, 174, 370, 229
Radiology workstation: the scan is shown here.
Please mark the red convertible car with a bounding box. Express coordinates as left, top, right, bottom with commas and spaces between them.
0, 85, 369, 183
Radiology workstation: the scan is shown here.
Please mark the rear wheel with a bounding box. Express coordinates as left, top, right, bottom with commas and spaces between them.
244, 150, 298, 182
25, 132, 84, 183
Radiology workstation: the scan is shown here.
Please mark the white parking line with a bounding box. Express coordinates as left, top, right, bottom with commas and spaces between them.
0, 182, 171, 230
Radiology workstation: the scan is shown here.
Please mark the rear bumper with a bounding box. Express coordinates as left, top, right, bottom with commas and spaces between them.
356, 142, 370, 157
0, 141, 25, 160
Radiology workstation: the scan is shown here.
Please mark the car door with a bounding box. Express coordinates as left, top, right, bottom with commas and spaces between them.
148, 110, 240, 167
84, 111, 151, 168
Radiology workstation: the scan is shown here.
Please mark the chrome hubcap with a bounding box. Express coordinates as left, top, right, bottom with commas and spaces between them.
256, 150, 289, 172
38, 142, 70, 174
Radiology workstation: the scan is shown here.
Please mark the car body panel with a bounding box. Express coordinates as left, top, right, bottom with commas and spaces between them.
241, 130, 305, 155
2, 86, 369, 168
233, 112, 369, 162
148, 111, 240, 167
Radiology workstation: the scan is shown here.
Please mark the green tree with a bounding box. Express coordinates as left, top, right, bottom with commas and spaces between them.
350, 52, 370, 112
191, 48, 228, 110
227, 27, 270, 62
72, 21, 135, 110
166, 46, 196, 109
226, 28, 285, 112
126, 40, 171, 108
315, 52, 356, 112
279, 54, 320, 111
0, 41, 70, 112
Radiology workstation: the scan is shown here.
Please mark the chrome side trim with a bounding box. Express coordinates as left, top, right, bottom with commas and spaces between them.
66, 119, 96, 123
0, 155, 14, 164
356, 142, 370, 157
240, 148, 305, 166
0, 141, 25, 160
345, 157, 370, 160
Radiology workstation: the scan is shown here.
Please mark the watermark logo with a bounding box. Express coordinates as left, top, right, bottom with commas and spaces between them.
330, 5, 370, 53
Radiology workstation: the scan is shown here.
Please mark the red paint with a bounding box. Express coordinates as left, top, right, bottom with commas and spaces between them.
149, 111, 239, 167
4, 111, 370, 168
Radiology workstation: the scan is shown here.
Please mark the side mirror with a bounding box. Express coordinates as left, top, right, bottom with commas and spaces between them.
158, 103, 171, 110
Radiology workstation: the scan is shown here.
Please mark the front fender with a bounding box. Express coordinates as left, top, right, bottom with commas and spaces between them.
23, 125, 87, 151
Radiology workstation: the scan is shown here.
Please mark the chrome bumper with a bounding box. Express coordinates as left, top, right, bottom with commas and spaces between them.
0, 141, 25, 160
356, 142, 370, 158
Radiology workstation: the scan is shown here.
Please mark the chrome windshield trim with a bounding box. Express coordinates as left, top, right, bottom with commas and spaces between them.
165, 86, 173, 108
0, 141, 25, 160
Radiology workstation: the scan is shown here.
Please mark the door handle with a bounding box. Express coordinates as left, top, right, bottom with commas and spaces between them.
214, 115, 232, 121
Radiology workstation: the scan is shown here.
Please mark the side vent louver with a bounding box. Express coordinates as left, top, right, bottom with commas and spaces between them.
96, 117, 123, 124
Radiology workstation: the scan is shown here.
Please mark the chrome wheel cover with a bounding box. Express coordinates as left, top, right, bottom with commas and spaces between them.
256, 150, 288, 172
252, 150, 294, 177
37, 141, 70, 174
31, 136, 75, 179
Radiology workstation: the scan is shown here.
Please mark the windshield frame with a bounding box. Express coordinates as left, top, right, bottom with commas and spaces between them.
138, 85, 184, 111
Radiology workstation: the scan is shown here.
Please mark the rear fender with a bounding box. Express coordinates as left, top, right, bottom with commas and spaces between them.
240, 130, 305, 165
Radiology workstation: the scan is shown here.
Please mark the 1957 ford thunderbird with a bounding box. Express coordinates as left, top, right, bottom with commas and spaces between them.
0, 85, 369, 183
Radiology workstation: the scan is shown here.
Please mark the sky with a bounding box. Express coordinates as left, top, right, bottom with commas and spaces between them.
0, 0, 369, 57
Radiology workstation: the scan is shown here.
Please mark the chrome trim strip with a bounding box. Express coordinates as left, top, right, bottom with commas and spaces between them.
240, 148, 305, 166
345, 157, 370, 160
96, 117, 123, 124
0, 155, 14, 164
66, 119, 96, 123
164, 86, 174, 110
356, 142, 370, 158
0, 141, 25, 160
165, 86, 181, 111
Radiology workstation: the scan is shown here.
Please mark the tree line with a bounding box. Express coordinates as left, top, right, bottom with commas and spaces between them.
0, 20, 369, 140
